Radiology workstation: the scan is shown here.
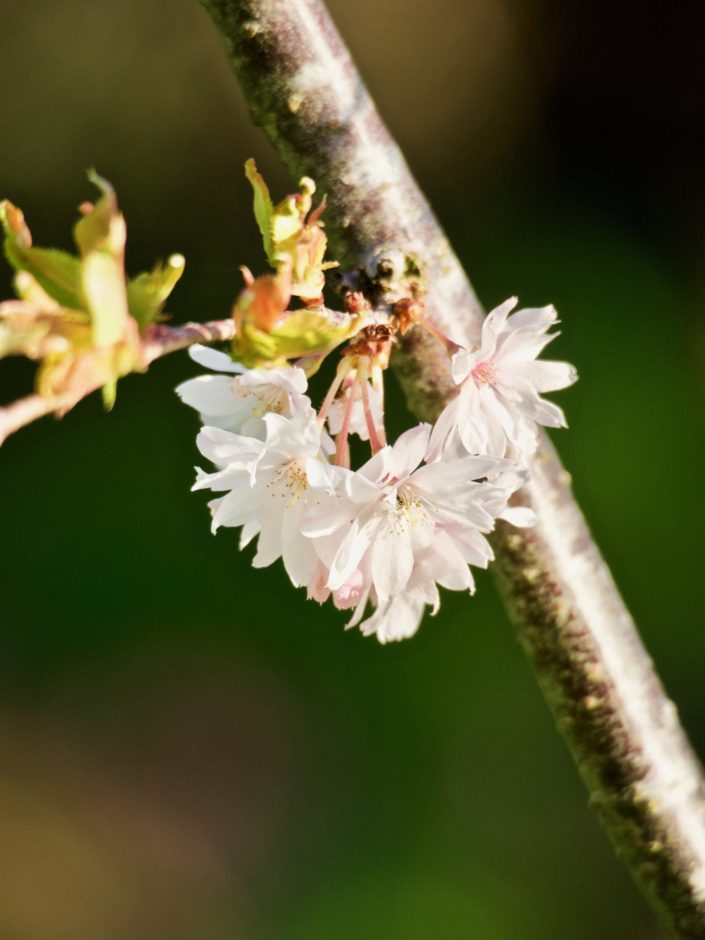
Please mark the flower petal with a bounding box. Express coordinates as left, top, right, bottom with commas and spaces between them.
176, 375, 239, 416
371, 520, 414, 599
513, 359, 578, 393
189, 343, 244, 373
388, 423, 431, 479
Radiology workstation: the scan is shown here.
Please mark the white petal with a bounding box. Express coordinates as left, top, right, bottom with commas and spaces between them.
305, 455, 337, 493
240, 519, 260, 549
328, 509, 382, 591
479, 297, 519, 358
450, 349, 472, 384
210, 484, 257, 531
248, 364, 308, 395
189, 344, 244, 373
356, 447, 391, 486
192, 464, 249, 492
281, 507, 317, 587
426, 396, 461, 462
263, 410, 317, 455
252, 510, 283, 569
424, 531, 472, 591
360, 592, 426, 643
506, 304, 557, 332
500, 506, 535, 527
451, 528, 494, 568
519, 394, 567, 429
345, 465, 386, 504
346, 585, 372, 628
388, 424, 431, 479
411, 455, 507, 495
196, 426, 263, 468
239, 415, 268, 440
513, 359, 578, 393
176, 375, 240, 417
301, 498, 353, 537
459, 405, 495, 456
371, 522, 414, 599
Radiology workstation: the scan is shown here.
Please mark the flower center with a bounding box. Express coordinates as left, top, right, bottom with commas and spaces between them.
394, 488, 430, 530
471, 360, 497, 386
269, 459, 308, 506
234, 381, 286, 417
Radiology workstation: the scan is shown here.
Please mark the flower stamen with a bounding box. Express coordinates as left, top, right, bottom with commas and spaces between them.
471, 360, 497, 386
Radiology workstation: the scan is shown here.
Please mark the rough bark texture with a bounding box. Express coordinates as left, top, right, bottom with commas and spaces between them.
201, 0, 705, 934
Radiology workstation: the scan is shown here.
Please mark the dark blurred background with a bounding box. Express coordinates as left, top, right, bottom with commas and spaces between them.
1, 1, 704, 937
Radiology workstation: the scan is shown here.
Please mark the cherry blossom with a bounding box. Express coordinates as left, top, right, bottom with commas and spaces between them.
427, 298, 577, 461
193, 409, 336, 588
176, 344, 309, 439
301, 424, 533, 642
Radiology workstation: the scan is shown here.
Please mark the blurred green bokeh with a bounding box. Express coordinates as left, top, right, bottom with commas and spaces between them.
1, 1, 704, 937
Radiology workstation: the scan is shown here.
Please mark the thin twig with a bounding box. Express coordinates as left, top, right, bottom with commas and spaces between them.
0, 394, 63, 445
0, 317, 236, 446
201, 1, 705, 934
139, 318, 237, 365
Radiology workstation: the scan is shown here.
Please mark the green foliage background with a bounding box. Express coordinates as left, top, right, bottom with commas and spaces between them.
1, 1, 704, 937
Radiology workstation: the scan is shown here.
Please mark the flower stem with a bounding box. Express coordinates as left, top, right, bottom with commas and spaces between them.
335, 390, 355, 468
317, 360, 350, 427
417, 313, 462, 356
360, 374, 384, 452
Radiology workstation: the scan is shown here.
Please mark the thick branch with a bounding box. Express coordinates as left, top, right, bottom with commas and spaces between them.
0, 318, 236, 445
202, 1, 705, 935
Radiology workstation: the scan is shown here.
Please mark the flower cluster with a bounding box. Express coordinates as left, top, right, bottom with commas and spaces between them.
177, 166, 577, 643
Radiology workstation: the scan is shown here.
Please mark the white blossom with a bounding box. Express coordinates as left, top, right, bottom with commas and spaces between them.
176, 344, 310, 439
193, 409, 336, 588
176, 292, 577, 642
427, 298, 577, 461
302, 423, 532, 642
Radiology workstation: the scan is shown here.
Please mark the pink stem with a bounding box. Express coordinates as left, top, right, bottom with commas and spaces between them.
417, 314, 462, 355
0, 394, 64, 445
360, 376, 384, 452
335, 390, 355, 467
317, 363, 349, 427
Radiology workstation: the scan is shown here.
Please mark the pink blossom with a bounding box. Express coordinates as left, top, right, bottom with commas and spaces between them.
427, 298, 577, 460
302, 424, 532, 642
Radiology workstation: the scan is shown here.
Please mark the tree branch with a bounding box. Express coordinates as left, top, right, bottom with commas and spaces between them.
139, 317, 237, 365
201, 0, 705, 934
0, 317, 236, 446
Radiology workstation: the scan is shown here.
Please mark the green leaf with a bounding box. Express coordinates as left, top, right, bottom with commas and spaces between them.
71, 172, 130, 348
126, 253, 185, 328
81, 251, 129, 349
242, 161, 336, 303
9, 248, 82, 309
245, 159, 275, 265
101, 377, 118, 410
269, 193, 305, 255
235, 308, 357, 366
0, 201, 83, 310
73, 170, 125, 257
